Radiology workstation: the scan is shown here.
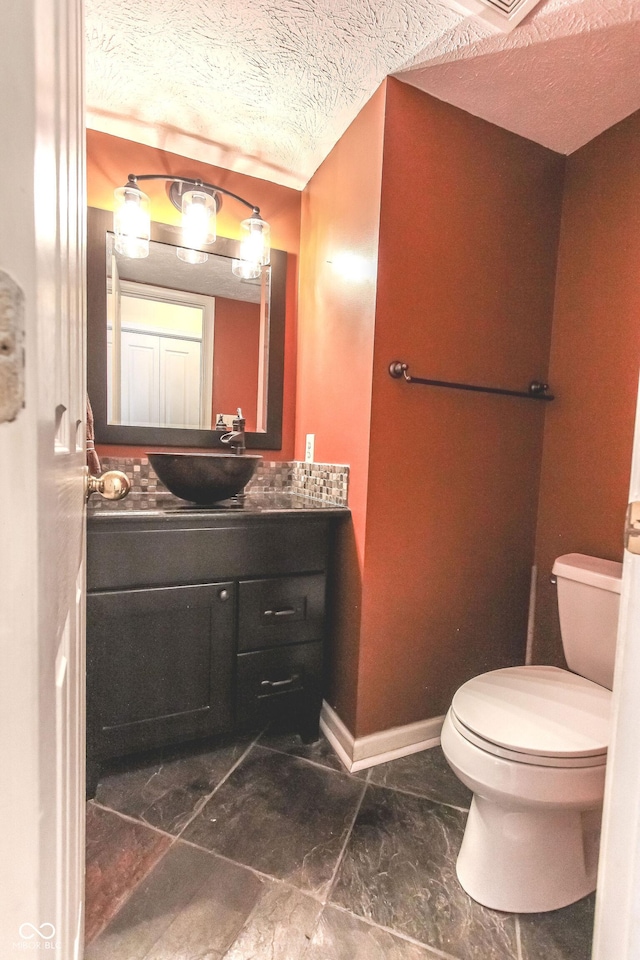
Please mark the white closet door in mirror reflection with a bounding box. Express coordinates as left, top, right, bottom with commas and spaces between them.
159, 338, 202, 428
120, 331, 202, 428
107, 283, 213, 429
121, 331, 161, 426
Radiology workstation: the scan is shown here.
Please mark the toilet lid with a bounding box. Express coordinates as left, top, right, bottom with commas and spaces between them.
451, 665, 610, 759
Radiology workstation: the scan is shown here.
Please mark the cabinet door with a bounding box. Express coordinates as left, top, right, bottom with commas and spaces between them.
87, 582, 235, 759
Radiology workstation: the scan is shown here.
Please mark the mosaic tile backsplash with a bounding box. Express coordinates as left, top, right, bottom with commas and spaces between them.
98, 456, 349, 506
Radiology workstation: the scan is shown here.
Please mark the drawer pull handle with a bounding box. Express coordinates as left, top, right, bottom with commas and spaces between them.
264, 607, 296, 618
260, 674, 300, 690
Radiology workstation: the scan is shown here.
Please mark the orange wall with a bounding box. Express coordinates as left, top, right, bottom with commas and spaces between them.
212, 298, 260, 432
357, 80, 565, 735
87, 130, 301, 458
296, 85, 386, 730
89, 103, 640, 741
297, 79, 565, 737
533, 110, 640, 667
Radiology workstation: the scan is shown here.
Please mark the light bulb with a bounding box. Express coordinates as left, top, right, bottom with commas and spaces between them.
113, 185, 150, 259
177, 247, 209, 264
232, 258, 261, 280
239, 216, 270, 267
181, 189, 216, 251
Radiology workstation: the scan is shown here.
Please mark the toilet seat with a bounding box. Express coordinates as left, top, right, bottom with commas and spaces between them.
449, 710, 607, 767
451, 665, 610, 768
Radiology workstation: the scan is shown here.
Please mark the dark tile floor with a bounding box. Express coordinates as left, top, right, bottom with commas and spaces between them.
85, 731, 595, 960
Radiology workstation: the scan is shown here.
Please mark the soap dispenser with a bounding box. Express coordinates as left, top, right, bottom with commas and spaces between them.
232, 408, 245, 433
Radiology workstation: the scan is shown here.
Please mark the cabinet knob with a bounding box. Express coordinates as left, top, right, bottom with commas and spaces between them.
218, 588, 230, 602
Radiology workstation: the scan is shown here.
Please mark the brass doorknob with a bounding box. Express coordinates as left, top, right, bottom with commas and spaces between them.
625, 501, 640, 555
86, 469, 131, 501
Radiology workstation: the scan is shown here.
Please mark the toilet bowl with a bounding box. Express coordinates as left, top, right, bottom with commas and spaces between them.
440, 553, 622, 914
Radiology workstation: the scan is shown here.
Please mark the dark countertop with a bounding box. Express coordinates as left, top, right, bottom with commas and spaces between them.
87, 490, 350, 522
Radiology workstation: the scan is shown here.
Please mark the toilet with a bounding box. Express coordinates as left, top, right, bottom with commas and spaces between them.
440, 553, 622, 914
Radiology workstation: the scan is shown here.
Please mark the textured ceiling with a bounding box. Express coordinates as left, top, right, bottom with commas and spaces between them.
85, 0, 640, 189
114, 237, 262, 303
399, 0, 640, 155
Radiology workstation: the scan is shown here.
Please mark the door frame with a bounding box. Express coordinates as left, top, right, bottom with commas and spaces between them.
0, 2, 86, 958
592, 373, 640, 958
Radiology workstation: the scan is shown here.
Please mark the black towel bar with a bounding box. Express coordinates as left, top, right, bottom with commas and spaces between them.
388, 362, 554, 402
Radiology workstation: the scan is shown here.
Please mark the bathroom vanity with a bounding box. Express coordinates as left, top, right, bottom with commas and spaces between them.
86, 492, 349, 795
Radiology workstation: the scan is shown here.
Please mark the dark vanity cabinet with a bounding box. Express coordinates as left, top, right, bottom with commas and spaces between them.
86, 508, 344, 794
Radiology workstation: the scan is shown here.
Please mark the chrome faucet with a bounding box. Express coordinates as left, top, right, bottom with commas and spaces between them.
221, 408, 246, 455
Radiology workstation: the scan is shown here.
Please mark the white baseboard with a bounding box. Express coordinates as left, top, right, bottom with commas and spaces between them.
319, 701, 445, 773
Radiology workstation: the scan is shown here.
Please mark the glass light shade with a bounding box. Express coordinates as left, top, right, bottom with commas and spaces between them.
113, 185, 151, 258
239, 216, 270, 266
231, 258, 261, 280
181, 189, 216, 250
176, 247, 209, 264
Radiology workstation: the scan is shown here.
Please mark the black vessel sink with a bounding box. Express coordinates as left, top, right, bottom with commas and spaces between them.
148, 452, 262, 504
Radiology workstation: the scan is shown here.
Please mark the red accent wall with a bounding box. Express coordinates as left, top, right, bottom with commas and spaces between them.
88, 104, 640, 742
297, 79, 565, 737
211, 298, 260, 432
87, 129, 301, 459
359, 80, 564, 735
296, 85, 387, 730
533, 110, 640, 666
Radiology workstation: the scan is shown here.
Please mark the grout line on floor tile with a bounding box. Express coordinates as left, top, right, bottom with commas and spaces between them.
297, 901, 328, 960
515, 915, 523, 960
322, 777, 369, 906
85, 807, 176, 948
366, 779, 470, 813
175, 835, 329, 904
326, 901, 463, 960
171, 731, 264, 842
256, 741, 365, 780
218, 892, 267, 958
89, 799, 178, 843
215, 868, 326, 960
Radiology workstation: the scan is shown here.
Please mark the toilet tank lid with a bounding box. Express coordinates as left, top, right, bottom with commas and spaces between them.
552, 553, 622, 594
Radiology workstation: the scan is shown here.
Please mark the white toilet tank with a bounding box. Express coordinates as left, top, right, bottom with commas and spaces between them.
552, 553, 623, 690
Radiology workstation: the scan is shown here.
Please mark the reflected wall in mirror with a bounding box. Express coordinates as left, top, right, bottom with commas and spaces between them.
88, 207, 286, 449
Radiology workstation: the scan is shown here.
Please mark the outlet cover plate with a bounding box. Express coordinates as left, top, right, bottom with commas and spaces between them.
305, 434, 315, 463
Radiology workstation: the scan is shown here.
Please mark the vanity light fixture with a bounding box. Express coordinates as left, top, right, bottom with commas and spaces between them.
113, 174, 271, 273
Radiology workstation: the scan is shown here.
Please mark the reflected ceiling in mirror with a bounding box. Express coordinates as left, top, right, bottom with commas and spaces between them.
111, 236, 263, 303
88, 207, 286, 450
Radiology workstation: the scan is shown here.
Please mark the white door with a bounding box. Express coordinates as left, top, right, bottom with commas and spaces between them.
159, 336, 202, 428
120, 331, 202, 428
0, 3, 86, 959
121, 331, 161, 425
592, 373, 640, 959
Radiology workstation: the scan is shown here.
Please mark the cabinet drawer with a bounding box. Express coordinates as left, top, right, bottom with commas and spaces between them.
238, 574, 325, 651
87, 518, 331, 590
236, 642, 322, 727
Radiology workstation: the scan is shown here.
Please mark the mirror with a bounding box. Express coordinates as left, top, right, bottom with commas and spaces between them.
87, 207, 286, 449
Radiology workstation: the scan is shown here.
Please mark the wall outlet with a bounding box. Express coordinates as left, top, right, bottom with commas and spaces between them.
305, 434, 315, 463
